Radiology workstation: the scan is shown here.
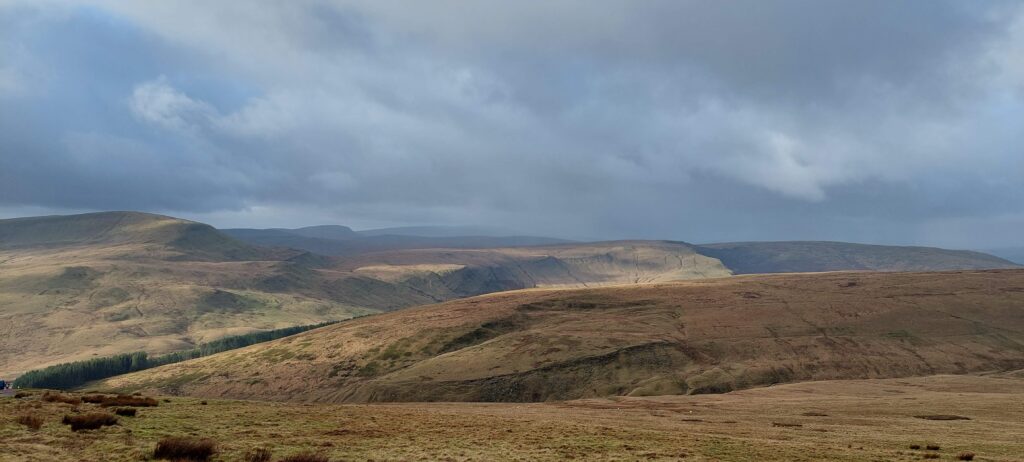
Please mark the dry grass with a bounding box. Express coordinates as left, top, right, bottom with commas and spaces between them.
15, 414, 44, 431
83, 393, 159, 407
61, 412, 118, 431
99, 395, 159, 407
0, 220, 378, 379
101, 269, 1024, 404
242, 447, 273, 462
278, 452, 330, 462
41, 392, 81, 405
3, 374, 1023, 461
153, 436, 217, 461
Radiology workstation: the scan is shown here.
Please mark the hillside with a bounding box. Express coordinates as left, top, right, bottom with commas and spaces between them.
337, 240, 731, 294
99, 269, 1024, 403
698, 241, 1019, 274
0, 211, 269, 261
8, 374, 1024, 461
985, 246, 1024, 265
4, 212, 1018, 380
0, 213, 409, 378
0, 216, 725, 378
223, 226, 569, 256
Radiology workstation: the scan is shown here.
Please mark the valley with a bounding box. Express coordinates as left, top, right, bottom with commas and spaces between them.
1, 211, 1019, 382
97, 269, 1024, 403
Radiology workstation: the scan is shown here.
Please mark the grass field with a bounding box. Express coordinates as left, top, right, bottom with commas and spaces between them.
2, 374, 1022, 461
98, 269, 1024, 404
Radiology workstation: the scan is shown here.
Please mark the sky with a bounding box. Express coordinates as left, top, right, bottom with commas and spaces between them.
1, 1, 1023, 248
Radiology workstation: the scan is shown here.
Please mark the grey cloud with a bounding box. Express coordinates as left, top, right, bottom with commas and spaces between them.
1, 1, 1023, 248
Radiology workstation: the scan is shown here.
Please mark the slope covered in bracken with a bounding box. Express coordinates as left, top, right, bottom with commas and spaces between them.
100, 269, 1024, 402
0, 212, 381, 378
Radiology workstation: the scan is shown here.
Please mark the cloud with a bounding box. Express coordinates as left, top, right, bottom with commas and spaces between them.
0, 1, 1023, 247
130, 77, 216, 132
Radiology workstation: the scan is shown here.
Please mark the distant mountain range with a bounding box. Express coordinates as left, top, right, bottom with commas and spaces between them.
222, 225, 570, 256
984, 247, 1024, 265
1, 211, 1018, 378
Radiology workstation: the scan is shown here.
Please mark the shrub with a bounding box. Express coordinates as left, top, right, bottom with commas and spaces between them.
923, 454, 940, 460
926, 445, 941, 450
909, 444, 921, 450
62, 412, 118, 431
957, 452, 975, 461
14, 392, 31, 399
15, 414, 44, 431
98, 395, 159, 407
200, 400, 208, 405
278, 452, 330, 462
82, 394, 108, 403
243, 447, 273, 462
114, 408, 137, 417
153, 436, 217, 461
41, 392, 81, 405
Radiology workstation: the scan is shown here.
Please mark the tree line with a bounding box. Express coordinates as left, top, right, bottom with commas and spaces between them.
14, 321, 339, 389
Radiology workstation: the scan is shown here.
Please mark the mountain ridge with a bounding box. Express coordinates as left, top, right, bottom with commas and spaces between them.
2, 211, 1019, 379
97, 269, 1024, 402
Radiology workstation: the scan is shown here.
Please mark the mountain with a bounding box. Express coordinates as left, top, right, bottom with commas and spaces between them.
222, 228, 569, 257
223, 226, 570, 256
99, 269, 1024, 402
337, 240, 730, 293
0, 215, 719, 378
357, 225, 521, 238
984, 247, 1024, 265
0, 211, 269, 261
697, 241, 1019, 274
3, 211, 1018, 380
0, 212, 414, 378
290, 225, 359, 240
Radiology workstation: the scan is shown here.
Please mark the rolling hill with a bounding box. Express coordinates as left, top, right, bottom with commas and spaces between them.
0, 211, 268, 261
222, 226, 569, 256
985, 246, 1024, 265
0, 215, 723, 378
0, 212, 408, 378
3, 211, 1018, 380
696, 241, 1019, 274
98, 269, 1024, 403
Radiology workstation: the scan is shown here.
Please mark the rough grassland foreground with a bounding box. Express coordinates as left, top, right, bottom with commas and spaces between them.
2, 375, 1023, 461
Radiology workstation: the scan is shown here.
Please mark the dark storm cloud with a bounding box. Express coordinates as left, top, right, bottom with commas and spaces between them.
1, 1, 1022, 247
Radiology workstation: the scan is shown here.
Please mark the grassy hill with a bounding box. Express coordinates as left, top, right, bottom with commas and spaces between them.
222, 226, 569, 256
0, 211, 269, 261
0, 215, 726, 378
4, 211, 1018, 381
698, 241, 1019, 274
98, 269, 1024, 402
338, 240, 732, 294
0, 213, 396, 378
